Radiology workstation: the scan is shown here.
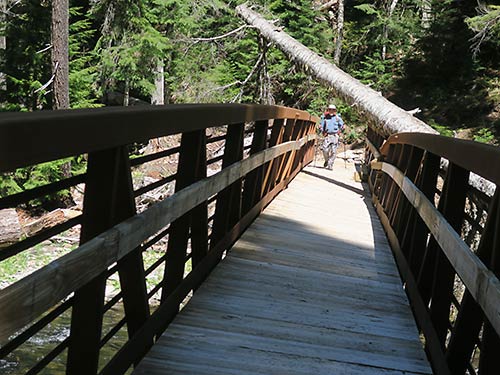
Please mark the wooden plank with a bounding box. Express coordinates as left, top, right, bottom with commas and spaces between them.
134, 164, 431, 375
67, 147, 128, 375
242, 119, 268, 215
429, 163, 469, 347
161, 130, 207, 308
210, 123, 245, 248
190, 130, 208, 268
372, 160, 500, 339
100, 170, 298, 375
0, 134, 314, 342
0, 104, 319, 173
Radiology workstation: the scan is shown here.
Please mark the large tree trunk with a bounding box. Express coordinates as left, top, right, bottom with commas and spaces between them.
51, 0, 70, 109
235, 4, 436, 137
333, 0, 344, 65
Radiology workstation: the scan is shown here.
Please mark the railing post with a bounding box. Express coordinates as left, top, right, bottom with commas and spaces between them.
242, 120, 268, 215
279, 118, 302, 184
261, 118, 285, 197
427, 163, 469, 348
190, 131, 208, 269
392, 147, 424, 239
274, 118, 295, 186
68, 146, 148, 375
161, 130, 207, 307
210, 123, 245, 249
446, 190, 500, 373
405, 152, 441, 273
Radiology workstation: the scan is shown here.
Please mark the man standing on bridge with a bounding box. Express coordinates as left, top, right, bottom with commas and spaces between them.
320, 104, 345, 170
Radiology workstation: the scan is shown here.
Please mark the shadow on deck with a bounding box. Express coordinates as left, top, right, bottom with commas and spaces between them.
134, 163, 432, 375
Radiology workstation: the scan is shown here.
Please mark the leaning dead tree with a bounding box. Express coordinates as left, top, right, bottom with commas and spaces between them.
235, 4, 436, 137
236, 4, 495, 195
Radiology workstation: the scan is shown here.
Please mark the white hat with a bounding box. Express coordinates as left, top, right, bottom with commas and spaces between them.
328, 104, 337, 110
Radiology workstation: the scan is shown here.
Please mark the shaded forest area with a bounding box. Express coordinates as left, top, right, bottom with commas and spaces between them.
2, 0, 500, 138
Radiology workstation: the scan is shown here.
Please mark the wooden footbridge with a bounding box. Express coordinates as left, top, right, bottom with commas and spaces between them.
1, 104, 499, 375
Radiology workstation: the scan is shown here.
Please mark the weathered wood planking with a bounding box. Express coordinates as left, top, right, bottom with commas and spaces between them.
134, 163, 432, 375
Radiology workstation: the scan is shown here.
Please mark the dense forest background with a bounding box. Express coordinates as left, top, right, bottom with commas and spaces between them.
1, 0, 500, 143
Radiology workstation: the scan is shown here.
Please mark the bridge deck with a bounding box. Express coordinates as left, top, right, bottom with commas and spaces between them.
134, 162, 432, 374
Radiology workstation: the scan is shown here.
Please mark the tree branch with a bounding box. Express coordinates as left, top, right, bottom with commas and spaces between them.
34, 61, 58, 94
232, 44, 270, 103
190, 25, 255, 43
316, 0, 339, 12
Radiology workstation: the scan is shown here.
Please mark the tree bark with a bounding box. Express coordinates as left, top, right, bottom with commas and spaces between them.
0, 209, 21, 248
151, 60, 164, 105
333, 0, 344, 65
382, 0, 399, 60
317, 0, 338, 12
0, 0, 6, 92
150, 60, 165, 151
421, 0, 432, 29
51, 0, 70, 109
235, 4, 436, 137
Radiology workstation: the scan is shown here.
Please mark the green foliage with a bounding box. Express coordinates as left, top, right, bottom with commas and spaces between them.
2, 0, 51, 110
473, 128, 495, 144
354, 54, 395, 92
427, 119, 454, 137
0, 157, 86, 207
466, 5, 500, 48
3, 0, 500, 144
69, 7, 101, 108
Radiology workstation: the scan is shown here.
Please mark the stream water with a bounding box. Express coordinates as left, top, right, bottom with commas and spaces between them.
0, 304, 128, 375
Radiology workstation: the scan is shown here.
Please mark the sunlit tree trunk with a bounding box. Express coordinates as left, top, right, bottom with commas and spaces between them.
123, 80, 130, 106
51, 0, 69, 109
236, 4, 436, 137
421, 0, 432, 29
151, 60, 164, 105
0, 0, 6, 93
382, 0, 398, 61
150, 60, 165, 151
333, 0, 344, 65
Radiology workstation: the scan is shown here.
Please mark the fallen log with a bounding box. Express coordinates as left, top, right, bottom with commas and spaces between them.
24, 208, 80, 237
235, 4, 437, 138
0, 209, 22, 248
235, 5, 496, 196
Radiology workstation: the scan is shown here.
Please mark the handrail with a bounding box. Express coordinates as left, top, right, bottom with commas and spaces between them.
0, 103, 318, 172
0, 104, 318, 375
0, 133, 315, 341
368, 129, 500, 375
381, 132, 500, 186
372, 160, 500, 336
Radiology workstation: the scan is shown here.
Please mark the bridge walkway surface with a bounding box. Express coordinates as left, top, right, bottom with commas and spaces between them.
134, 160, 432, 375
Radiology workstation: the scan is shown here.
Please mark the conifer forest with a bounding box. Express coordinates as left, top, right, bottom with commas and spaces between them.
1, 0, 500, 196
1, 1, 499, 130
1, 2, 500, 374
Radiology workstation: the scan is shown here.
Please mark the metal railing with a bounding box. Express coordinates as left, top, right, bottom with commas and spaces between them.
0, 104, 318, 375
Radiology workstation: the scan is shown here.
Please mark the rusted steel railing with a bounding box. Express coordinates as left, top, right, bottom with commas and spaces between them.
0, 104, 318, 375
367, 126, 500, 375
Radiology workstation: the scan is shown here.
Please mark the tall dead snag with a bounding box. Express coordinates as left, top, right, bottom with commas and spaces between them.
235, 4, 436, 137
1, 0, 6, 92
51, 0, 70, 109
334, 0, 344, 65
382, 0, 399, 61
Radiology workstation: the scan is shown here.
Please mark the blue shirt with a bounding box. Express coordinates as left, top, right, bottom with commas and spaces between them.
321, 114, 344, 134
